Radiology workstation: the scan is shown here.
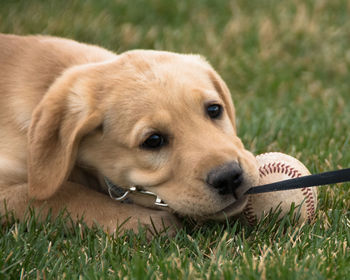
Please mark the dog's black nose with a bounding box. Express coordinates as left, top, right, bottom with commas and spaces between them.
206, 161, 243, 196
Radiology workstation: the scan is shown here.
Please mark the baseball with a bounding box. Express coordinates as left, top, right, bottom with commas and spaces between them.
242, 152, 317, 225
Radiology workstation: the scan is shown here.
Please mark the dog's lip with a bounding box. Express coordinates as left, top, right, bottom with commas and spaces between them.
204, 195, 248, 220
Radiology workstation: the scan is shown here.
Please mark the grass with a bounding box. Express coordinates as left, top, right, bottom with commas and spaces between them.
1, 0, 350, 279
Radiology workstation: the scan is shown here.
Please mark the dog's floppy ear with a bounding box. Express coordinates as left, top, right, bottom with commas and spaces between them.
28, 71, 103, 200
208, 70, 237, 132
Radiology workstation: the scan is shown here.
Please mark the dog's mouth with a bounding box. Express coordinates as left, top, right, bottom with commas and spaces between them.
203, 195, 248, 220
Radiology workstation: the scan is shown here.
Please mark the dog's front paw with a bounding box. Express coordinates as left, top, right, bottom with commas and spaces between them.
148, 210, 182, 237
130, 209, 182, 238
104, 207, 182, 238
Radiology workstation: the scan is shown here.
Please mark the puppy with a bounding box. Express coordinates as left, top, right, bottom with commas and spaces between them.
0, 34, 259, 234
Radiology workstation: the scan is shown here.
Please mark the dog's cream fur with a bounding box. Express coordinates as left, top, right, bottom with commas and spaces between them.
0, 34, 258, 234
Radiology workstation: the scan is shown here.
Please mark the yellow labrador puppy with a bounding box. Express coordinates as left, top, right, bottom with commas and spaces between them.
0, 34, 258, 234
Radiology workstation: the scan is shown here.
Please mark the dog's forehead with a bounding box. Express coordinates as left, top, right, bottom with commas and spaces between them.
120, 51, 220, 101
119, 50, 212, 84
104, 51, 224, 133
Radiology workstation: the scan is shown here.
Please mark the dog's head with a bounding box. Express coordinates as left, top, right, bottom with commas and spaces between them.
28, 50, 259, 220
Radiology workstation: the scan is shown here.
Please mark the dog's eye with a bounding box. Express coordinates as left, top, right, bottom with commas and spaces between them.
207, 104, 222, 119
141, 133, 167, 150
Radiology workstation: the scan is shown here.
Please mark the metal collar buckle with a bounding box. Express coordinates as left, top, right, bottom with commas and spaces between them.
104, 177, 168, 208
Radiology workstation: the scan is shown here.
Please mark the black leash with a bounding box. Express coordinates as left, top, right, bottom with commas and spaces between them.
245, 168, 350, 195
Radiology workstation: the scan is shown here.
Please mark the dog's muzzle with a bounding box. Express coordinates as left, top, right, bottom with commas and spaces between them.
104, 177, 168, 208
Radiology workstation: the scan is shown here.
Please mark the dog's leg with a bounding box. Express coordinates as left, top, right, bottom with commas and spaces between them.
0, 182, 181, 235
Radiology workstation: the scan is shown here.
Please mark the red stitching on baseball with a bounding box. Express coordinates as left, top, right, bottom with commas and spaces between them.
243, 196, 257, 225
277, 163, 282, 173
302, 189, 309, 196
301, 189, 315, 221
301, 186, 316, 220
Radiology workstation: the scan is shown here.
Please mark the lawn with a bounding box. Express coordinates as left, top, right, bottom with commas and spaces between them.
1, 0, 350, 279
